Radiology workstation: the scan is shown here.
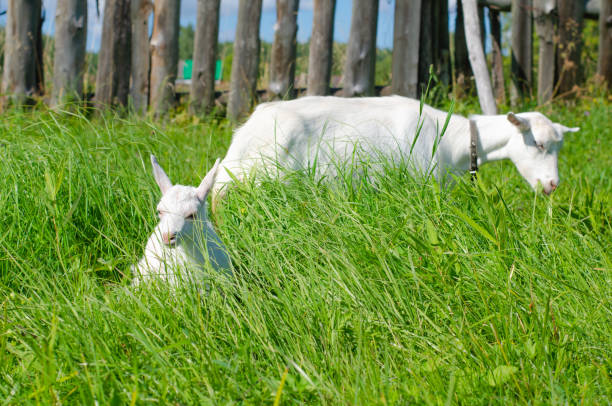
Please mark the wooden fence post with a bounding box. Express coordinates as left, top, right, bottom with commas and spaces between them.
150, 0, 181, 116
2, 0, 43, 106
510, 0, 533, 105
534, 0, 556, 104
131, 0, 153, 114
269, 0, 300, 100
556, 0, 585, 96
343, 0, 379, 97
418, 0, 450, 91
51, 0, 87, 107
461, 0, 497, 114
598, 0, 612, 89
418, 0, 433, 91
307, 0, 336, 96
35, 6, 44, 93
190, 0, 221, 114
228, 0, 263, 121
489, 6, 506, 104
94, 0, 132, 108
454, 0, 472, 92
391, 0, 421, 97
437, 0, 451, 87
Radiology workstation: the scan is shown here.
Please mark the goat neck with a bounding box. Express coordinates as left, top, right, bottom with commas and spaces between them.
440, 114, 516, 172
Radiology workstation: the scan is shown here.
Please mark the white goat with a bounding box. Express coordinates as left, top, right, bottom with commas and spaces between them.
132, 155, 232, 286
212, 96, 578, 206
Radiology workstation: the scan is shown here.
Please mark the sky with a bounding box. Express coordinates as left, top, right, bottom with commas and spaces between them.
0, 0, 462, 52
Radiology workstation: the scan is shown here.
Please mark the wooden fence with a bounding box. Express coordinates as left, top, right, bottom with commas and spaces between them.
1, 0, 610, 118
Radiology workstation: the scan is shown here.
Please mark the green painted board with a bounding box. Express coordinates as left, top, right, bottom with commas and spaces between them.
183, 60, 193, 80
215, 60, 223, 81
183, 59, 223, 81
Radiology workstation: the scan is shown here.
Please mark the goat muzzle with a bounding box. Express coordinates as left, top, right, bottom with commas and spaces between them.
162, 232, 177, 246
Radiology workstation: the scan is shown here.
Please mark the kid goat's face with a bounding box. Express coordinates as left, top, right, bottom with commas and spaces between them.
149, 155, 220, 246
156, 186, 202, 245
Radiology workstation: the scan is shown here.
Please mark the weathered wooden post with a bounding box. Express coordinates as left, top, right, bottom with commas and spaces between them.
510, 0, 533, 105
436, 0, 451, 87
391, 0, 421, 97
51, 0, 88, 107
131, 0, 153, 114
149, 0, 181, 116
598, 0, 612, 89
190, 0, 221, 114
489, 6, 506, 104
2, 0, 43, 106
228, 0, 263, 121
418, 0, 433, 90
556, 0, 584, 95
454, 0, 472, 92
343, 0, 379, 97
269, 0, 300, 100
35, 7, 44, 93
307, 0, 336, 96
94, 0, 132, 108
419, 0, 450, 91
461, 0, 497, 114
534, 0, 556, 104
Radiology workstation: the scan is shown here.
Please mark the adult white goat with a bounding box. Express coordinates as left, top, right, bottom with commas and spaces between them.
132, 155, 232, 286
212, 96, 578, 207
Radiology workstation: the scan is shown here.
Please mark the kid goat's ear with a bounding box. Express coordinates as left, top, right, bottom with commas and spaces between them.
507, 112, 531, 132
196, 158, 221, 201
557, 124, 580, 133
150, 154, 173, 195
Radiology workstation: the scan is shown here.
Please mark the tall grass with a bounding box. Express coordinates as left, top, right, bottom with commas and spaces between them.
0, 97, 610, 404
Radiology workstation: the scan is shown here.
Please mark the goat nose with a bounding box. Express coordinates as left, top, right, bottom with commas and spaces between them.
162, 232, 176, 245
550, 180, 558, 192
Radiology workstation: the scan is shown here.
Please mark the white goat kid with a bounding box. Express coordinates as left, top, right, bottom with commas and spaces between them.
212, 96, 578, 206
132, 155, 232, 286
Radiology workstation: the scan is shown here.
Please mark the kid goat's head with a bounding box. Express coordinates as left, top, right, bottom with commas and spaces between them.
150, 155, 220, 246
505, 112, 579, 195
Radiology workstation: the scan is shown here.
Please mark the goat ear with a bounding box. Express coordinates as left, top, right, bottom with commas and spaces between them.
553, 123, 580, 139
150, 154, 173, 195
561, 125, 580, 133
507, 112, 531, 132
196, 158, 221, 201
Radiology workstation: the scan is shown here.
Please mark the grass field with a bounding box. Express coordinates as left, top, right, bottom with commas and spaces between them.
0, 96, 610, 404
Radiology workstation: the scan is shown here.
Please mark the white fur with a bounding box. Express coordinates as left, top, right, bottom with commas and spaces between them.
212, 96, 579, 202
132, 156, 232, 286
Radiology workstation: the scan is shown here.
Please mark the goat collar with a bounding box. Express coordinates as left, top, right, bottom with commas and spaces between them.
469, 119, 478, 181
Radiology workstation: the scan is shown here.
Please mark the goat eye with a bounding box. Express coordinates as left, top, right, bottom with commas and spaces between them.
186, 214, 195, 220
536, 143, 545, 151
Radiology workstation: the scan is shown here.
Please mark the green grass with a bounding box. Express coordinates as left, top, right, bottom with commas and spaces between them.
0, 98, 610, 404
